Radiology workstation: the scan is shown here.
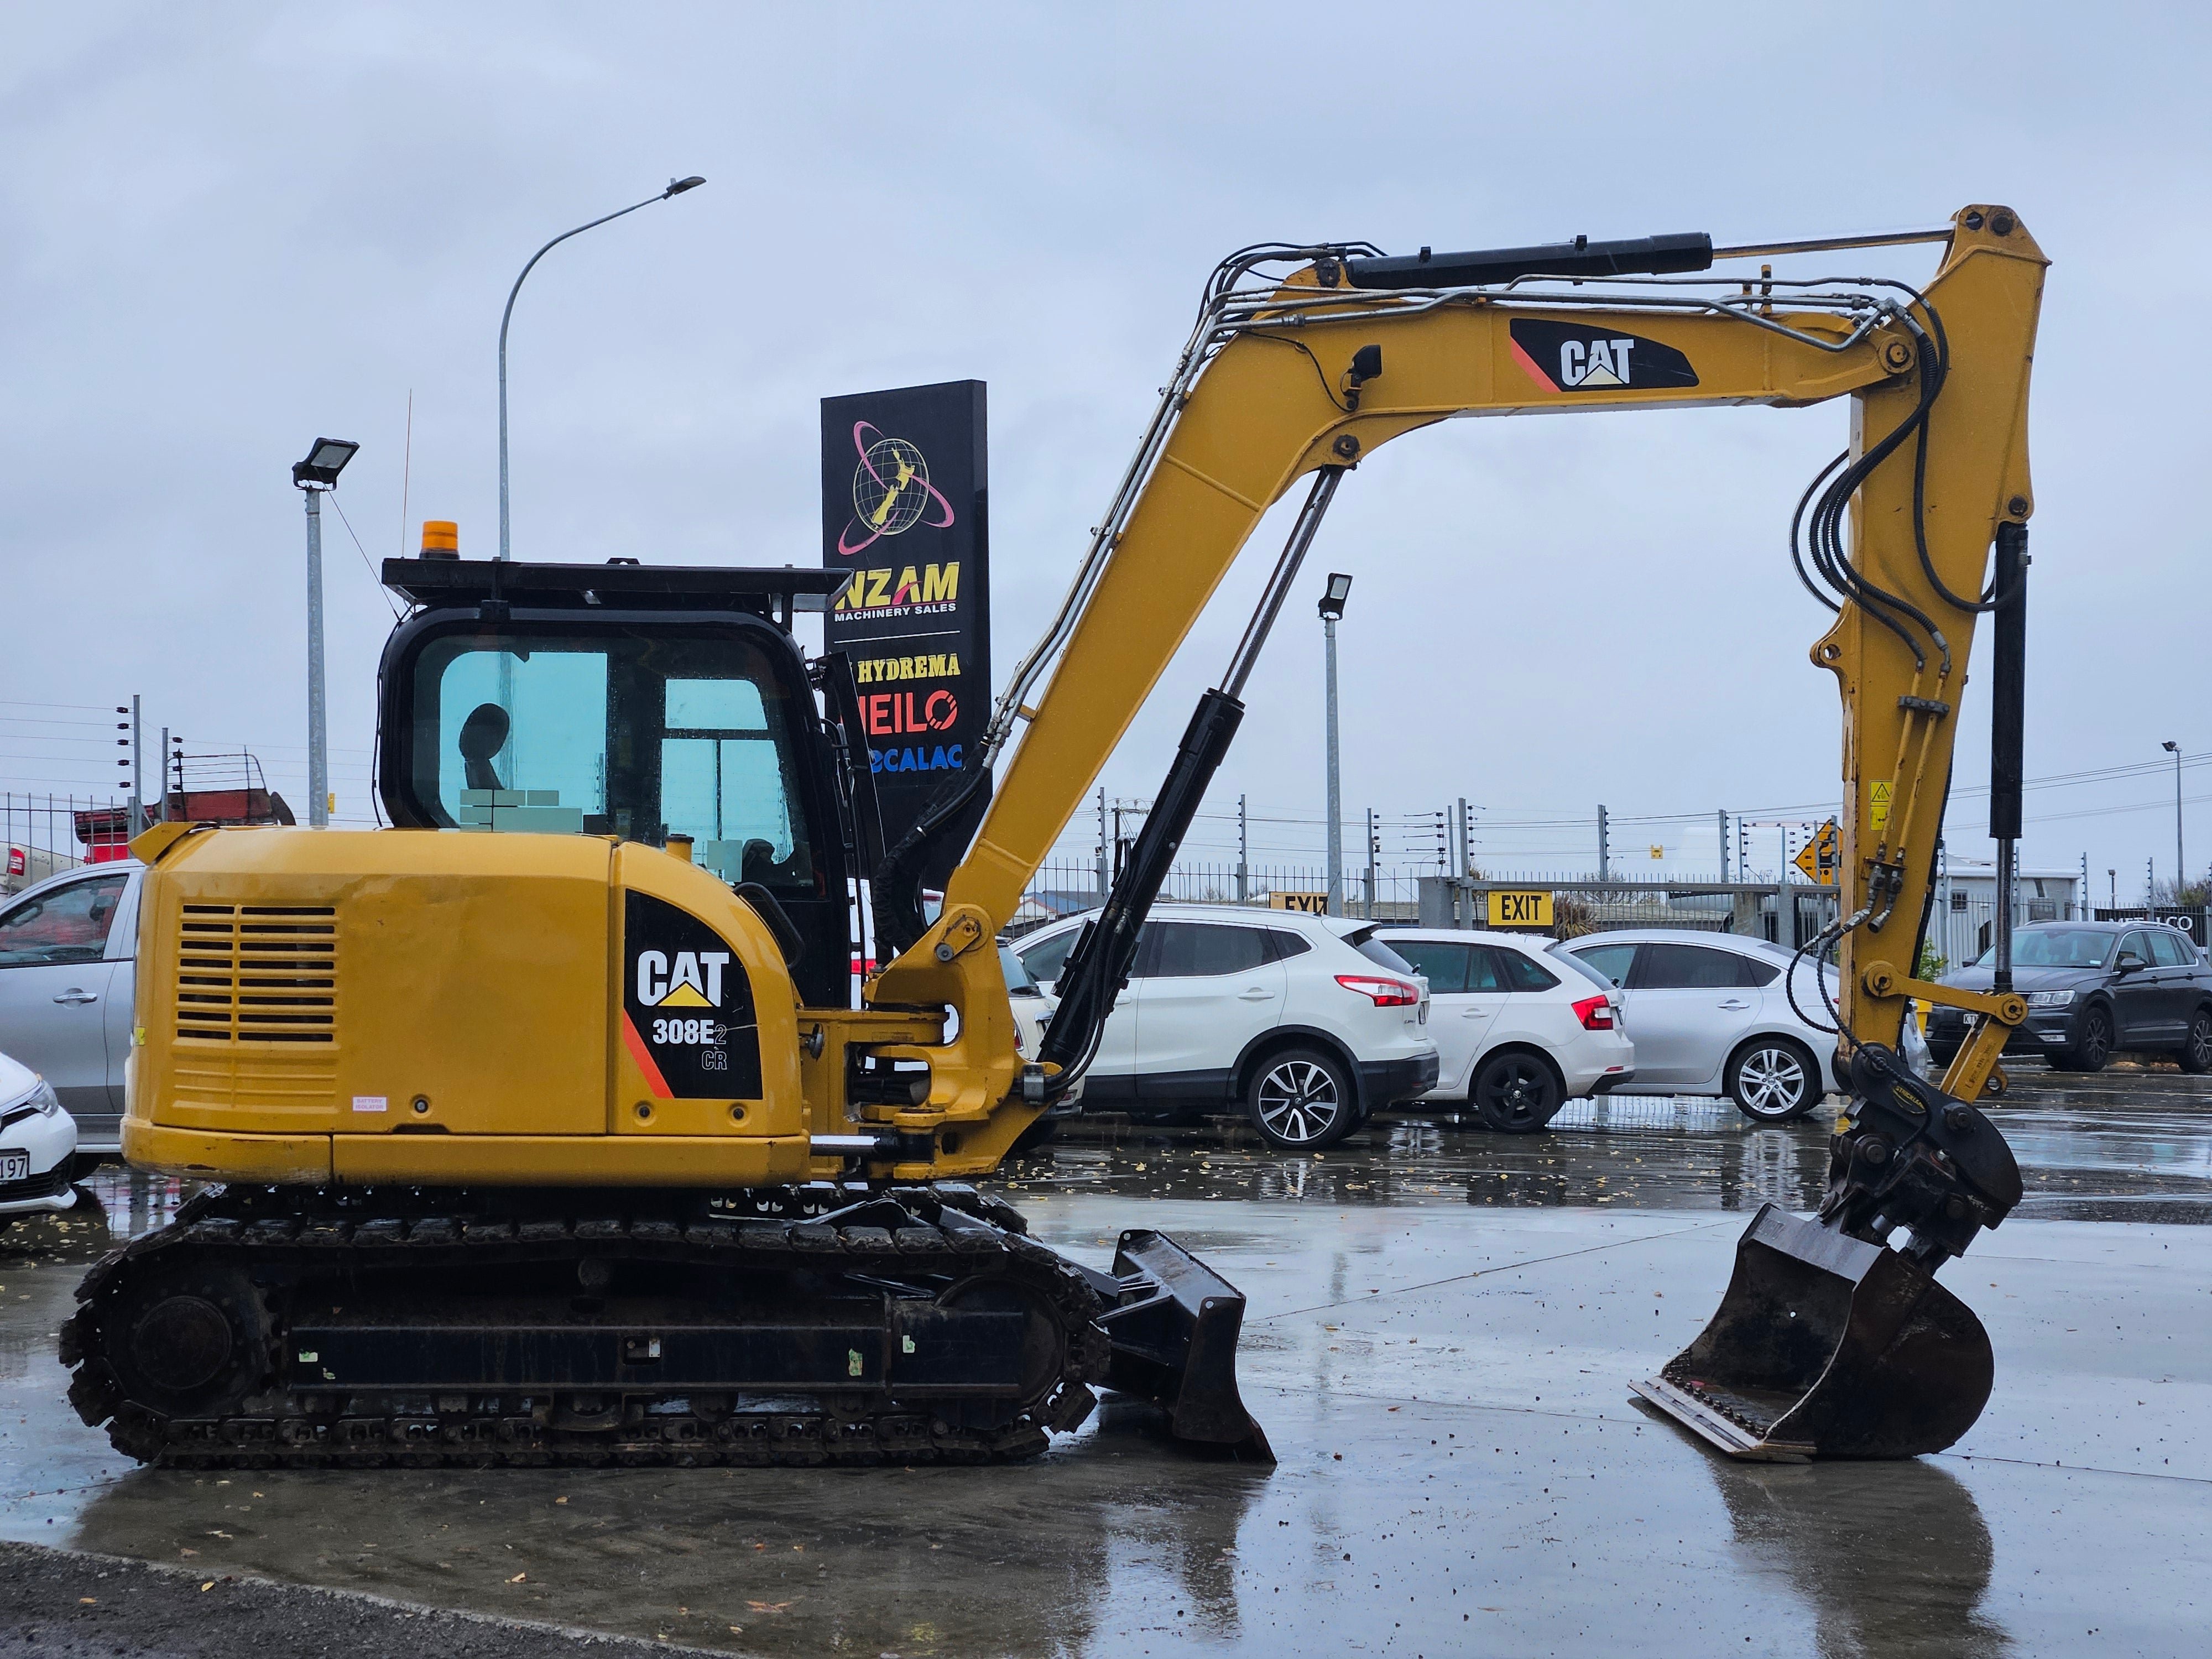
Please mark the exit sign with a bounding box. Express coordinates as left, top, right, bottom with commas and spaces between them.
1486, 889, 1554, 929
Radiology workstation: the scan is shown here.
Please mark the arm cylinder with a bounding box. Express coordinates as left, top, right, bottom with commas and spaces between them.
1343, 232, 1712, 290
1988, 525, 2028, 993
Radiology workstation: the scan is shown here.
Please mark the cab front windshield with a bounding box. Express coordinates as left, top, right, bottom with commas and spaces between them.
1971, 928, 2112, 969
407, 627, 817, 895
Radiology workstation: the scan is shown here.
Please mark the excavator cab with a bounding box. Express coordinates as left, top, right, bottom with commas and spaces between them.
377, 556, 867, 1011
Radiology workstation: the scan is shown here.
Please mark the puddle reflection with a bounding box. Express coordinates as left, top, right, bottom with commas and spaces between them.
1016, 1067, 2212, 1222
62, 1401, 1267, 1655
1695, 1445, 2007, 1658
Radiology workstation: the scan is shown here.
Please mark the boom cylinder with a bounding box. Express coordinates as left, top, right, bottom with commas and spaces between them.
1037, 690, 1243, 1084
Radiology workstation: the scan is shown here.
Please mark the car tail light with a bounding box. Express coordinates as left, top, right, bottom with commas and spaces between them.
1336, 974, 1420, 1007
1573, 994, 1615, 1031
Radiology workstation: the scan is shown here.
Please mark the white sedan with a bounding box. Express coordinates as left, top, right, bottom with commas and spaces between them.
1379, 928, 1634, 1133
0, 1047, 80, 1227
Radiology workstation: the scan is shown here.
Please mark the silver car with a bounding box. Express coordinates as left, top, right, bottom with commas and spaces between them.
0, 859, 143, 1157
1548, 930, 1844, 1121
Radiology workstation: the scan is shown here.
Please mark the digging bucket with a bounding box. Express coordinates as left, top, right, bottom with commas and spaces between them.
1631, 1204, 1993, 1462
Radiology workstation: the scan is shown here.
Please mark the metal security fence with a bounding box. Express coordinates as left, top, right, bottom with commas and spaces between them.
1018, 858, 1846, 946
1, 791, 132, 896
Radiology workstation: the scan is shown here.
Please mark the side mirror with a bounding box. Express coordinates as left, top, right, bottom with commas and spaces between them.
2115, 951, 2147, 973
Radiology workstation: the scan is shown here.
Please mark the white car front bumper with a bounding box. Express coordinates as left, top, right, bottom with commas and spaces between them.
0, 1104, 80, 1217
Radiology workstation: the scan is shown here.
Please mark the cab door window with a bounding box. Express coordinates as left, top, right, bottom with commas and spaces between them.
659, 679, 811, 890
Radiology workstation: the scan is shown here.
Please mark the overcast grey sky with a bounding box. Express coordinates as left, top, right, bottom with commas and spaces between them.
4, 3, 2206, 896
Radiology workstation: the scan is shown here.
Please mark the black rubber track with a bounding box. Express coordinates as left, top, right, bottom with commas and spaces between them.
61, 1182, 1110, 1470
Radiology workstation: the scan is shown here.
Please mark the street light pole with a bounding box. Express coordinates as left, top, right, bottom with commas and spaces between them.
1318, 573, 1353, 916
304, 489, 326, 826
498, 176, 705, 562
2162, 741, 2183, 898
292, 439, 359, 829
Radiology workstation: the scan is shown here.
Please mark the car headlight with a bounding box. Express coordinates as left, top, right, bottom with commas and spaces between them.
2024, 989, 2075, 1008
18, 1077, 62, 1117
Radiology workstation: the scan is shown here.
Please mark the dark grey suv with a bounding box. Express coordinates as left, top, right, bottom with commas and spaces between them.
1926, 921, 2212, 1073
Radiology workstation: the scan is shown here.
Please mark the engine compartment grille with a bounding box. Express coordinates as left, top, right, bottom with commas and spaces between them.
175, 904, 337, 1044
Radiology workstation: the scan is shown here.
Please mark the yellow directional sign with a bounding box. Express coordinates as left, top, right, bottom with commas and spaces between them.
1269, 891, 1329, 914
1793, 818, 1841, 886
1487, 889, 1554, 928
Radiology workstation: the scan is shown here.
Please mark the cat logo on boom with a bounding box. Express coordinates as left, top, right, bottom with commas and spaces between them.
1508, 319, 1699, 394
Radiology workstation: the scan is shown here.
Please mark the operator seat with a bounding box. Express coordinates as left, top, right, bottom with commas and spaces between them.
457, 702, 510, 792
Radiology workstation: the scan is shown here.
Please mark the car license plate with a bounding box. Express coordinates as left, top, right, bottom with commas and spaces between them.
0, 1151, 29, 1184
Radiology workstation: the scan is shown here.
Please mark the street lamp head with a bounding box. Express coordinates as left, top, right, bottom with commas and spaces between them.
664, 175, 706, 197
2163, 740, 2180, 754
292, 437, 359, 489
1317, 571, 1354, 620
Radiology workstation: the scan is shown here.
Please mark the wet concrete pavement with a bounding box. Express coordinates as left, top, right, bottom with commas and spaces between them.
3, 1065, 2206, 1656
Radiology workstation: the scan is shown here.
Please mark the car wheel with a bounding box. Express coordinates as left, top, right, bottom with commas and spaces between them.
1726, 1038, 1819, 1123
1472, 1051, 1561, 1134
1247, 1048, 1357, 1150
2070, 1005, 2112, 1073
1926, 1042, 1959, 1070
2178, 1008, 2212, 1075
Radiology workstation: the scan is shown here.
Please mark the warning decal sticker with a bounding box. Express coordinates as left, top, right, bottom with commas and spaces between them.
621, 891, 761, 1099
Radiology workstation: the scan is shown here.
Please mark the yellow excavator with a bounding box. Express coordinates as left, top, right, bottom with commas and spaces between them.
67, 204, 2043, 1469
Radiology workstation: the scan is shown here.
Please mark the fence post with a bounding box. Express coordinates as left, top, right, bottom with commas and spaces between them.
1364, 807, 1376, 919
1237, 793, 1249, 902
1597, 805, 1609, 880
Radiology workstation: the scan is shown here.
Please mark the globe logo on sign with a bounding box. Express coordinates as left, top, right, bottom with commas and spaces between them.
837, 421, 956, 556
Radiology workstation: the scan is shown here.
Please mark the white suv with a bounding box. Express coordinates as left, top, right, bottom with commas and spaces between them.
1379, 928, 1635, 1133
1011, 904, 1439, 1150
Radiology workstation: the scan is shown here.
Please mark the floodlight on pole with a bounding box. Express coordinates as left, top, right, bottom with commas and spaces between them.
293, 437, 358, 829
1318, 573, 1352, 912
497, 175, 706, 562
2163, 741, 2184, 896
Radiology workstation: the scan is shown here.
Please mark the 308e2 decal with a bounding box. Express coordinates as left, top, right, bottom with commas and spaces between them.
620, 891, 761, 1099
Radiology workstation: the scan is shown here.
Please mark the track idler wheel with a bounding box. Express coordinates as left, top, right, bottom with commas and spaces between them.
87, 1264, 271, 1434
